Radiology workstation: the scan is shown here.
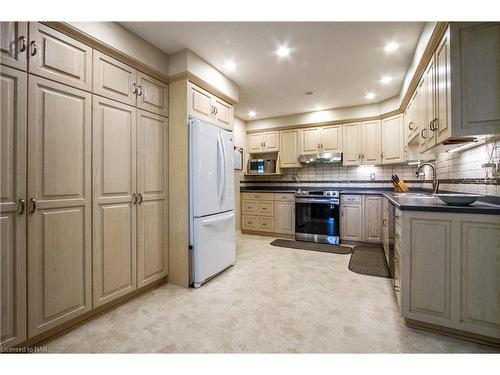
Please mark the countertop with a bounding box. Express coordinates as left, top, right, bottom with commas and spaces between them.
240, 186, 500, 215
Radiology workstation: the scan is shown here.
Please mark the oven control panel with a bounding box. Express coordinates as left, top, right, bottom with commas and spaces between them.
295, 189, 339, 197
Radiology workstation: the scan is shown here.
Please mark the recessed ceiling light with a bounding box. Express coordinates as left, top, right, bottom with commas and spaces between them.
276, 45, 291, 57
315, 105, 323, 111
365, 92, 376, 100
384, 42, 399, 52
380, 75, 393, 84
248, 111, 256, 118
223, 60, 236, 71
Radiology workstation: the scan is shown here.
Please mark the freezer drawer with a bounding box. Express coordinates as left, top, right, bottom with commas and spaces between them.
192, 211, 236, 287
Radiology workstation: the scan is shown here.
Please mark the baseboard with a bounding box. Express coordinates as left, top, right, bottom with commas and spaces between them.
15, 277, 167, 349
405, 318, 500, 348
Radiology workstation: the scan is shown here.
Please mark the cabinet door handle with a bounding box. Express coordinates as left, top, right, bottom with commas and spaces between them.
408, 121, 414, 131
138, 193, 143, 204
358, 153, 361, 159
19, 36, 27, 52
18, 199, 25, 215
30, 41, 38, 56
381, 152, 384, 159
382, 218, 387, 226
421, 128, 427, 139
214, 106, 218, 115
430, 118, 439, 131
137, 85, 143, 96
132, 193, 137, 205
132, 83, 137, 94
30, 198, 37, 213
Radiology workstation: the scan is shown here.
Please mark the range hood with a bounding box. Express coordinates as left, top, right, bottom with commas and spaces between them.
298, 152, 342, 164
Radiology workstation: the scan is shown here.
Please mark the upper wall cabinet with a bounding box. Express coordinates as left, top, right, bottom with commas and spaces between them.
28, 23, 92, 91
381, 114, 404, 164
361, 120, 382, 165
137, 71, 168, 117
280, 129, 301, 168
187, 81, 233, 130
0, 22, 28, 71
342, 122, 362, 166
300, 125, 342, 155
93, 50, 137, 106
249, 131, 279, 153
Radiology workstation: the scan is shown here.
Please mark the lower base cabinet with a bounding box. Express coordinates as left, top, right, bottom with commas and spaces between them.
273, 201, 294, 234
400, 210, 500, 341
340, 195, 363, 241
363, 195, 382, 243
241, 193, 294, 235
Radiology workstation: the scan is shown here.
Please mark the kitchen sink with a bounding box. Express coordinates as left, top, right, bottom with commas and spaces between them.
390, 192, 435, 198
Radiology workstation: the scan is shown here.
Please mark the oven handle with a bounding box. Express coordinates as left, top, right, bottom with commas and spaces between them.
296, 198, 339, 205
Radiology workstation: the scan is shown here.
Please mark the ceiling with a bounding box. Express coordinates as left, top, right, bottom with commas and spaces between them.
120, 22, 425, 121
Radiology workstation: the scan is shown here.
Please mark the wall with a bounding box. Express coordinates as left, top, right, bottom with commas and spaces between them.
233, 117, 248, 231
241, 139, 500, 196
68, 22, 170, 76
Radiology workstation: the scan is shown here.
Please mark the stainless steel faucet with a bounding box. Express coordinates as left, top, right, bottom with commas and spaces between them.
415, 162, 440, 194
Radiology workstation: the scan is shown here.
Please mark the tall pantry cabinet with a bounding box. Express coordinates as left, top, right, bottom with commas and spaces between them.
1, 22, 168, 347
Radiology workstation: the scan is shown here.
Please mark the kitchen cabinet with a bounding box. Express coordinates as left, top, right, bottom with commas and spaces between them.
93, 50, 137, 106
187, 81, 233, 130
27, 76, 92, 337
29, 22, 92, 91
248, 131, 279, 153
241, 192, 294, 235
0, 66, 27, 348
340, 195, 363, 241
363, 195, 382, 243
361, 120, 382, 164
0, 22, 28, 71
280, 129, 301, 168
92, 96, 137, 307
404, 92, 418, 143
137, 71, 169, 117
400, 210, 500, 341
342, 122, 362, 166
137, 110, 168, 288
273, 201, 295, 235
300, 125, 342, 155
381, 115, 404, 164
434, 29, 451, 144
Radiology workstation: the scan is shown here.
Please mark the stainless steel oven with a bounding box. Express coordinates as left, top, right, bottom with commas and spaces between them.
295, 189, 340, 245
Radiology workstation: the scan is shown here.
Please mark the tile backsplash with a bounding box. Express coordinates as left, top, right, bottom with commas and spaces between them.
242, 139, 500, 196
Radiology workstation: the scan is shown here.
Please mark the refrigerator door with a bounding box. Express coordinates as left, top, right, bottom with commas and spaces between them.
190, 118, 221, 217
220, 129, 235, 212
193, 211, 236, 287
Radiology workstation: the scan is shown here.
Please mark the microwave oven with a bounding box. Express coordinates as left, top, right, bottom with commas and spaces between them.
247, 159, 276, 174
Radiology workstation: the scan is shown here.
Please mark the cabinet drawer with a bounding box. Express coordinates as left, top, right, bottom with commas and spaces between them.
258, 217, 274, 232
242, 215, 258, 231
273, 193, 295, 202
341, 195, 361, 204
258, 201, 273, 216
242, 200, 258, 215
241, 192, 273, 201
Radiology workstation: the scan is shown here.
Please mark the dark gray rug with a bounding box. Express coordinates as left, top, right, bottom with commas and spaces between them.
270, 239, 352, 255
348, 246, 390, 278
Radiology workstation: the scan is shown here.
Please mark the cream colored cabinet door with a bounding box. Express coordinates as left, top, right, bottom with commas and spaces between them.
361, 120, 382, 164
0, 66, 27, 347
137, 71, 168, 117
248, 133, 264, 152
27, 76, 92, 337
301, 127, 320, 154
280, 130, 301, 168
381, 115, 404, 164
0, 22, 28, 71
342, 123, 361, 166
273, 201, 295, 234
406, 218, 452, 324
320, 125, 342, 153
263, 131, 279, 151
93, 50, 137, 106
363, 195, 382, 243
435, 29, 451, 144
29, 23, 92, 91
404, 95, 417, 143
416, 78, 428, 153
213, 96, 233, 131
341, 204, 363, 241
92, 96, 137, 307
424, 58, 437, 149
187, 82, 213, 123
137, 110, 168, 287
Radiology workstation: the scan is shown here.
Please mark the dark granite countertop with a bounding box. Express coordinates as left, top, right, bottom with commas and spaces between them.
240, 186, 500, 215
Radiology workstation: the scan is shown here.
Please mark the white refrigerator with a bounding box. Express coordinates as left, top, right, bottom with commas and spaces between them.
189, 118, 235, 288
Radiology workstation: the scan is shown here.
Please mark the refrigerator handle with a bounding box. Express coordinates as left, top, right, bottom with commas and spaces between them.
217, 133, 223, 206
220, 132, 226, 206
200, 212, 234, 226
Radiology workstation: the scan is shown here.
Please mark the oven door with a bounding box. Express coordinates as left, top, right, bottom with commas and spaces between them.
295, 198, 340, 245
